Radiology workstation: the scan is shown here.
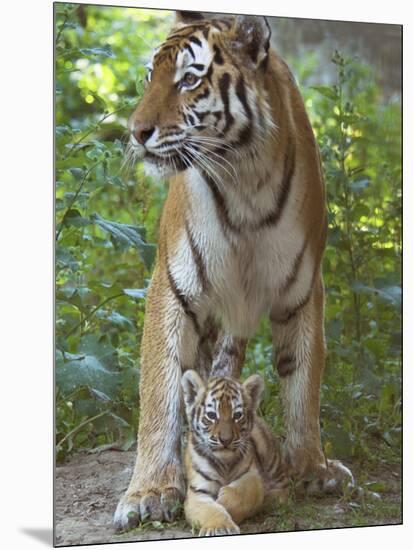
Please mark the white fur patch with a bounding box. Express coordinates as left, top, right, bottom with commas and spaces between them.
182, 167, 310, 338
174, 38, 213, 83
142, 158, 175, 181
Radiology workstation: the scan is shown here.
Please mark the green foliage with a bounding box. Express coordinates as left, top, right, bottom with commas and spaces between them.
55, 4, 171, 460
313, 52, 401, 463
55, 4, 401, 475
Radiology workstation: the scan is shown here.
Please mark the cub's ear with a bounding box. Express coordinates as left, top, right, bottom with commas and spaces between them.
181, 370, 205, 413
231, 15, 271, 66
175, 11, 205, 24
243, 374, 264, 410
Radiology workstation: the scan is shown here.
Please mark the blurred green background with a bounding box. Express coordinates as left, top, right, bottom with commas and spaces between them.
55, 2, 401, 485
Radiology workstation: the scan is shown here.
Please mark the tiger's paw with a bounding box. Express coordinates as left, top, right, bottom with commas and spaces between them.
283, 443, 355, 497
198, 521, 240, 537
195, 501, 240, 537
322, 459, 355, 494
296, 459, 355, 497
114, 487, 183, 532
216, 485, 239, 509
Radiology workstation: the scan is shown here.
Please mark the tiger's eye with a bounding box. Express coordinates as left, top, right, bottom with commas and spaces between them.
206, 411, 217, 421
182, 72, 198, 87
233, 412, 243, 421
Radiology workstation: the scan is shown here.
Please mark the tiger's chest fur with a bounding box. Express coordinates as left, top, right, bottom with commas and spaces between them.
169, 163, 314, 338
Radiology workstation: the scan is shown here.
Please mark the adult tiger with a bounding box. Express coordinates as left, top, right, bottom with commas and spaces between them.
114, 10, 354, 531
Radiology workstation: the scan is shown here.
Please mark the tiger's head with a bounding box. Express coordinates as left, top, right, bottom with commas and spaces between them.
181, 370, 264, 455
128, 10, 274, 179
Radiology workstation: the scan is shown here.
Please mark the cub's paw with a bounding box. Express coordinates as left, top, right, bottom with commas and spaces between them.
199, 521, 240, 537
114, 487, 183, 532
196, 502, 240, 537
216, 485, 238, 509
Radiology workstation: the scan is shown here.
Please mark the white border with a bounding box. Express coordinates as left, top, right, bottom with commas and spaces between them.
1, 0, 410, 549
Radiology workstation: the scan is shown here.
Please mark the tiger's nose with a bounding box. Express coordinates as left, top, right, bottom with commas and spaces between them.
132, 123, 155, 145
218, 434, 233, 447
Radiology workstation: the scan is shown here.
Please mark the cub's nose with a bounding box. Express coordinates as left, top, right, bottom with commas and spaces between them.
132, 123, 155, 145
218, 434, 233, 448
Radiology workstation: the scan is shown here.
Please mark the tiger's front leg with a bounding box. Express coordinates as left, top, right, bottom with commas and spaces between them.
114, 264, 200, 531
271, 273, 355, 494
211, 333, 248, 378
217, 469, 264, 524
185, 488, 240, 537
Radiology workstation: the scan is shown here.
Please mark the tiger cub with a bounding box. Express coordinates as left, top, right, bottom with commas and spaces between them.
181, 370, 288, 536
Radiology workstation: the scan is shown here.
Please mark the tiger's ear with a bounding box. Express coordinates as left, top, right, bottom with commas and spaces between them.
181, 370, 205, 413
243, 374, 264, 410
175, 11, 205, 24
231, 15, 271, 66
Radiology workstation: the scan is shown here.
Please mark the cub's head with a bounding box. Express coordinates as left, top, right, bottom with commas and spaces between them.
181, 370, 264, 454
128, 10, 273, 178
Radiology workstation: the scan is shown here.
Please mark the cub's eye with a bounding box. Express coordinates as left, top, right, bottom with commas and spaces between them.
181, 72, 199, 89
233, 412, 243, 421
206, 411, 217, 421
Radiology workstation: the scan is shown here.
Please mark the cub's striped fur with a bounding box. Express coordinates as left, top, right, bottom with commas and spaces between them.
181, 371, 288, 536
114, 10, 354, 531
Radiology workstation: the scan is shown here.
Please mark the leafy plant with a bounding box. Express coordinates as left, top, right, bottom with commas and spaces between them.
55, 4, 170, 460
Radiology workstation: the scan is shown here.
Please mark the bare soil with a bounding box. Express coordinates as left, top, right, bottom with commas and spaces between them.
55, 450, 401, 547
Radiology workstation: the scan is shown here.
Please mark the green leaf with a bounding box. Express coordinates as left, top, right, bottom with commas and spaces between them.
89, 387, 112, 402
326, 319, 342, 341
327, 226, 342, 246
69, 168, 85, 180
108, 412, 131, 428
135, 78, 145, 97
56, 125, 72, 137
123, 288, 147, 300
383, 427, 401, 447
349, 178, 370, 193
91, 213, 156, 268
324, 424, 354, 458
63, 209, 90, 228
351, 282, 401, 307
106, 176, 125, 188
106, 311, 134, 329
311, 86, 339, 101
57, 285, 91, 309
365, 481, 386, 493
151, 521, 165, 530
56, 246, 79, 272
63, 385, 112, 403
351, 203, 370, 220
62, 21, 80, 31
79, 45, 114, 58
56, 335, 120, 397
377, 285, 401, 307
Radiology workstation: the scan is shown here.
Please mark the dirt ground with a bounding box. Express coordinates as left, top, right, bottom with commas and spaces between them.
55, 450, 401, 547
